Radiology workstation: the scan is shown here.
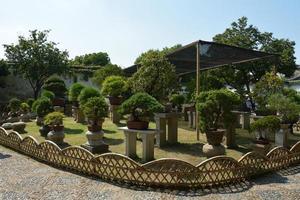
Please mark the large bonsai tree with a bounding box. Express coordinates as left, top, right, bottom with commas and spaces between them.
42, 76, 67, 98
4, 30, 69, 99
92, 64, 124, 87
82, 96, 108, 125
68, 83, 85, 103
101, 76, 128, 97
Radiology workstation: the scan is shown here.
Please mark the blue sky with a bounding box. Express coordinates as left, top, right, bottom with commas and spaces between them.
0, 0, 299, 67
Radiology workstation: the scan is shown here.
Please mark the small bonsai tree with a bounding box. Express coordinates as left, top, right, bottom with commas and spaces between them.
197, 89, 241, 133
82, 97, 108, 127
78, 87, 101, 106
20, 102, 30, 114
68, 83, 85, 104
41, 90, 55, 101
32, 98, 53, 117
9, 98, 21, 113
119, 92, 164, 122
169, 93, 185, 110
44, 112, 64, 127
42, 75, 67, 97
101, 76, 127, 98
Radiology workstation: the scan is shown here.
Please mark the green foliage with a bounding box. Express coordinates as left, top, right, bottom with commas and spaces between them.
250, 115, 281, 133
9, 98, 21, 112
197, 89, 241, 132
119, 92, 164, 121
130, 50, 178, 101
32, 98, 53, 117
82, 97, 108, 122
169, 94, 185, 107
78, 87, 100, 106
68, 83, 85, 102
0, 59, 9, 88
71, 52, 110, 66
26, 98, 35, 109
253, 70, 284, 109
41, 90, 55, 101
101, 76, 127, 97
44, 112, 64, 126
92, 64, 124, 87
20, 102, 30, 113
283, 88, 300, 105
42, 76, 67, 97
4, 30, 69, 99
268, 94, 300, 124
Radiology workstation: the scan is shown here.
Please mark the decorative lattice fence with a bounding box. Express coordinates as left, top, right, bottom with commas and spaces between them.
1, 127, 300, 189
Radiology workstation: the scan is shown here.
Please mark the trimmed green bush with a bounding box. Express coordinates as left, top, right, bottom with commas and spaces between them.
197, 89, 240, 132
169, 94, 185, 107
68, 83, 85, 102
42, 75, 67, 97
119, 92, 164, 121
101, 76, 127, 97
9, 98, 21, 112
26, 98, 35, 110
44, 112, 64, 126
82, 96, 108, 123
41, 90, 55, 101
78, 87, 101, 106
20, 102, 30, 113
250, 115, 281, 133
32, 98, 53, 117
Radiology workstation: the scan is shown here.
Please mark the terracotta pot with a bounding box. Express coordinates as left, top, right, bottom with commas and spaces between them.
205, 129, 225, 145
127, 121, 149, 130
108, 96, 122, 105
51, 125, 64, 132
52, 98, 65, 107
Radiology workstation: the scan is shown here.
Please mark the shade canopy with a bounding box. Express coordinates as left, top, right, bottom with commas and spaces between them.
124, 40, 278, 76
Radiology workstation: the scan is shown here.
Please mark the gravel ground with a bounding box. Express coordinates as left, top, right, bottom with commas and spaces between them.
1, 145, 300, 200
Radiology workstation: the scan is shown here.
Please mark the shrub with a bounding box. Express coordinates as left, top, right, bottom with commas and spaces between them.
92, 64, 124, 87
119, 92, 164, 121
41, 90, 55, 101
68, 83, 85, 102
26, 98, 35, 110
101, 76, 127, 97
42, 75, 67, 97
250, 115, 281, 133
44, 112, 64, 126
20, 102, 30, 113
197, 89, 241, 132
169, 94, 185, 107
82, 97, 108, 124
9, 98, 21, 112
78, 87, 100, 106
32, 98, 53, 117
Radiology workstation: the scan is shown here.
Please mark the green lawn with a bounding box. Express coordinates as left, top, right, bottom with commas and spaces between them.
21, 116, 300, 165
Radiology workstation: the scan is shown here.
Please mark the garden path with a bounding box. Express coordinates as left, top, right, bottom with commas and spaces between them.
0, 145, 300, 200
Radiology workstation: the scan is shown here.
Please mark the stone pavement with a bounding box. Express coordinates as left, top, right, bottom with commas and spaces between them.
1, 145, 300, 200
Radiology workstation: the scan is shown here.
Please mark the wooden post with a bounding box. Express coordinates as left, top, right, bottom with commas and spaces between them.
196, 42, 201, 140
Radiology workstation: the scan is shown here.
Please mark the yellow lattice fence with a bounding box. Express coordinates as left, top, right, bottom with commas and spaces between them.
1, 127, 300, 189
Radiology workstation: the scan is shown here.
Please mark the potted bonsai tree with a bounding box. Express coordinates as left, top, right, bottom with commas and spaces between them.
8, 98, 21, 120
42, 76, 67, 106
169, 93, 185, 112
101, 75, 127, 105
44, 111, 65, 144
81, 96, 109, 153
32, 97, 53, 136
197, 89, 240, 154
68, 83, 85, 107
250, 115, 281, 144
20, 102, 30, 122
119, 92, 164, 130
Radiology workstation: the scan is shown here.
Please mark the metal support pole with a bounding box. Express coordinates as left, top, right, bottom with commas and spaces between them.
196, 42, 200, 140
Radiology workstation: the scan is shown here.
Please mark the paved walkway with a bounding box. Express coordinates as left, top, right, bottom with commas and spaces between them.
1, 145, 300, 200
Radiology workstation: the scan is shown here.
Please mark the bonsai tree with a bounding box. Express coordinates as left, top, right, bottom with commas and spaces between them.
119, 92, 164, 129
42, 75, 67, 98
92, 64, 124, 87
44, 112, 64, 128
101, 75, 127, 105
32, 98, 53, 125
44, 111, 65, 144
82, 96, 108, 131
169, 93, 185, 111
20, 102, 30, 114
78, 87, 101, 106
68, 83, 85, 106
26, 98, 35, 111
9, 98, 21, 115
41, 90, 55, 101
250, 115, 281, 144
197, 89, 240, 145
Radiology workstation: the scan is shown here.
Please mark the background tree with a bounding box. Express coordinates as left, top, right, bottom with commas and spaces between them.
211, 17, 296, 108
0, 59, 10, 88
4, 30, 69, 99
92, 64, 124, 87
71, 52, 110, 66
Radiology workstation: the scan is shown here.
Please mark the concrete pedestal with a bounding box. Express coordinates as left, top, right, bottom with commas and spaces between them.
81, 130, 109, 154
110, 105, 120, 124
47, 130, 65, 145
231, 111, 250, 129
187, 111, 193, 128
225, 124, 237, 148
64, 104, 72, 116
203, 143, 225, 158
76, 108, 85, 123
275, 124, 289, 148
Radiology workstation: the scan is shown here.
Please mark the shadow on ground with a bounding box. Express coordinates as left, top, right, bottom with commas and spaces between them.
64, 127, 84, 134
0, 152, 11, 160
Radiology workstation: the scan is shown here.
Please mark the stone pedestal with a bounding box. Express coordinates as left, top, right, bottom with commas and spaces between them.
203, 143, 225, 158
192, 111, 196, 129
187, 111, 193, 128
47, 130, 65, 145
241, 113, 250, 130
155, 116, 166, 147
275, 124, 289, 148
81, 130, 109, 154
64, 103, 72, 116
76, 108, 85, 123
110, 105, 120, 124
225, 125, 237, 148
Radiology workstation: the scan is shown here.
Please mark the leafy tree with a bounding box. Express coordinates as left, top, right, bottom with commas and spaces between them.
92, 64, 124, 87
130, 50, 178, 102
71, 52, 110, 66
211, 17, 296, 108
4, 30, 69, 99
0, 59, 10, 88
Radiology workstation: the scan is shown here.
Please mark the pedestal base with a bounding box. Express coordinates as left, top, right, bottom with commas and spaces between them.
203, 143, 225, 158
81, 143, 109, 154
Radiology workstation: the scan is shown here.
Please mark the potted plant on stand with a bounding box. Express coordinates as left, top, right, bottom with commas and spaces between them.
119, 92, 164, 130
44, 112, 65, 145
101, 75, 127, 123
81, 96, 109, 153
20, 102, 31, 122
197, 89, 240, 157
68, 83, 85, 121
77, 87, 100, 123
169, 93, 185, 112
32, 97, 53, 132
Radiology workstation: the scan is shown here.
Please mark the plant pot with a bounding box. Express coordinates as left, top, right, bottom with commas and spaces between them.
51, 125, 64, 132
108, 96, 122, 105
52, 98, 65, 107
205, 129, 225, 145
127, 121, 149, 130
39, 125, 51, 137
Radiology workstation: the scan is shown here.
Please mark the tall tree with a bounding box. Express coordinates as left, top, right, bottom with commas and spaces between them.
4, 30, 69, 99
71, 52, 110, 66
0, 59, 10, 88
211, 17, 296, 108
